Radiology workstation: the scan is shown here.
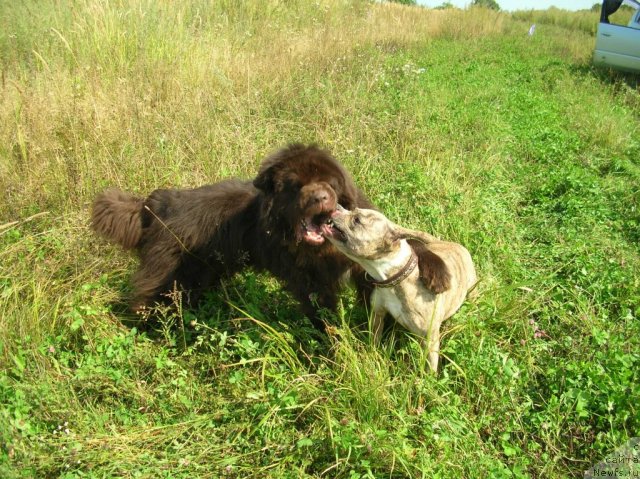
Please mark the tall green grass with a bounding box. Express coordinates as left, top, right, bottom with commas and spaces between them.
511, 7, 599, 35
511, 6, 634, 35
1, 1, 639, 478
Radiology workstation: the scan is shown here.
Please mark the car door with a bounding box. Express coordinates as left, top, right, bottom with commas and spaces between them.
594, 2, 640, 72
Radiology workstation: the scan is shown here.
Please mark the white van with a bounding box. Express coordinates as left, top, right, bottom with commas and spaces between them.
593, 0, 640, 73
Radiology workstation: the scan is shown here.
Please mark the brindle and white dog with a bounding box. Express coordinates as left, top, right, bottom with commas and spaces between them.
322, 206, 476, 372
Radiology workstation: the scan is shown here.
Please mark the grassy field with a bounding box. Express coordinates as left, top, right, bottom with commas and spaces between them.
1, 1, 639, 477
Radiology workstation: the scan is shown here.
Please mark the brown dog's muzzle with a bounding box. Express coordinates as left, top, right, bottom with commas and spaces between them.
299, 182, 337, 217
296, 182, 338, 246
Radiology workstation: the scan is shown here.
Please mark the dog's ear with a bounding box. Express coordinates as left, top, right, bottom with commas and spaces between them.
253, 164, 277, 193
254, 144, 306, 193
394, 225, 451, 294
408, 240, 452, 294
391, 223, 451, 293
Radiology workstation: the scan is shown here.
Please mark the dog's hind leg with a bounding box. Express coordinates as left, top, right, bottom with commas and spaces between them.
424, 319, 443, 373
426, 339, 440, 373
129, 243, 183, 312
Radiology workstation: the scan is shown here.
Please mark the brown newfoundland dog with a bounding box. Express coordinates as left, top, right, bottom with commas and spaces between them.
91, 144, 448, 330
92, 144, 371, 329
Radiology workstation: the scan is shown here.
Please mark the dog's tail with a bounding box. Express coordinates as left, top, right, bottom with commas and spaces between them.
91, 188, 145, 249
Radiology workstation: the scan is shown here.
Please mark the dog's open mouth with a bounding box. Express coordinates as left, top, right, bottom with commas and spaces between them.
300, 214, 333, 246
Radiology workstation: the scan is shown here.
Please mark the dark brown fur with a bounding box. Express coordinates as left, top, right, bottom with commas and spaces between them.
91, 144, 373, 329
92, 189, 145, 250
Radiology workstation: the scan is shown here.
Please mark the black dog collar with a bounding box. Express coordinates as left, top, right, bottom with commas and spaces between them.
366, 250, 418, 288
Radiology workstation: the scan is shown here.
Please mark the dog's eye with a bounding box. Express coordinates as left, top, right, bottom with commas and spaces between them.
353, 215, 362, 226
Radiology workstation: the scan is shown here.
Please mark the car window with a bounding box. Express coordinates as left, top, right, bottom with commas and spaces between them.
603, 1, 638, 27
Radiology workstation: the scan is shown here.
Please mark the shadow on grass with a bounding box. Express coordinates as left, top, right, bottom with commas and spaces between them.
105, 271, 346, 359
572, 63, 640, 89
104, 269, 445, 372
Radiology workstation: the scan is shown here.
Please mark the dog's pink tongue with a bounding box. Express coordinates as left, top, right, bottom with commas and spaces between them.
320, 223, 338, 239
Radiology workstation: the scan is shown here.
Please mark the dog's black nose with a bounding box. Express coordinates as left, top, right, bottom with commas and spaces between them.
314, 192, 329, 204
